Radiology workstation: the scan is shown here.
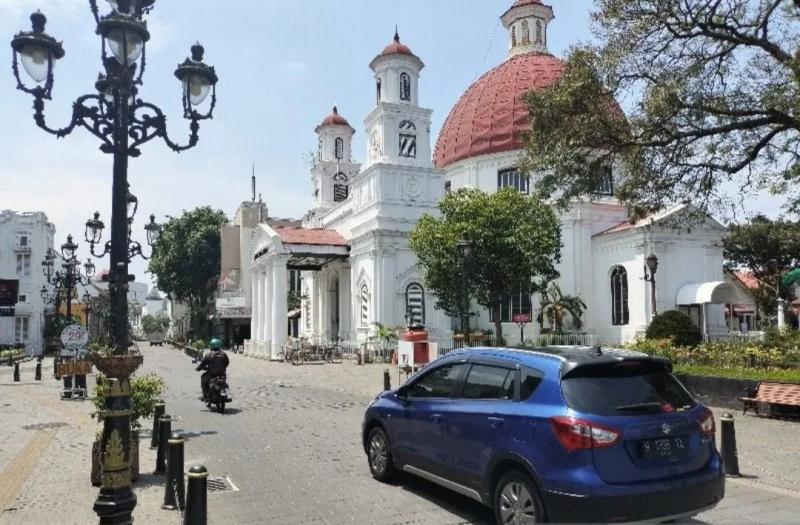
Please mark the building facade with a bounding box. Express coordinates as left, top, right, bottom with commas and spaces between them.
0, 210, 55, 355
243, 1, 743, 356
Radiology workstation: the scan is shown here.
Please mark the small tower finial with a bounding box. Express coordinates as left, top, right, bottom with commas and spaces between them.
333, 106, 338, 114
394, 25, 400, 42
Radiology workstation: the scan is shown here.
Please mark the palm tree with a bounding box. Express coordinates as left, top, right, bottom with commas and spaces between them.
537, 282, 587, 333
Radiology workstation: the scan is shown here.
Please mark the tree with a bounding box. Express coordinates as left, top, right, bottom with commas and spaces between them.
521, 0, 800, 216
148, 207, 227, 338
723, 214, 800, 316
537, 282, 587, 333
141, 313, 170, 335
410, 188, 562, 340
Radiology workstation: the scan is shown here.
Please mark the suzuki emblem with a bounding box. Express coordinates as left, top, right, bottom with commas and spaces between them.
661, 423, 672, 435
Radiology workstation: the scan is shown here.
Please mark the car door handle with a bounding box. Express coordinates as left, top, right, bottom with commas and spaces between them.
488, 416, 505, 429
430, 414, 443, 424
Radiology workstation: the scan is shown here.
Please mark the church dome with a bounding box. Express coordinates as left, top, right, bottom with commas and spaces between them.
319, 106, 350, 127
379, 31, 416, 58
434, 52, 565, 169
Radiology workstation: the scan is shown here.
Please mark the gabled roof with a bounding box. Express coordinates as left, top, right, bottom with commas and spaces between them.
593, 204, 725, 238
274, 227, 348, 247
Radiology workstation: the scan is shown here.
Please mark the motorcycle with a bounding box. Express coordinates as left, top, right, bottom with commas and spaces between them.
204, 375, 231, 414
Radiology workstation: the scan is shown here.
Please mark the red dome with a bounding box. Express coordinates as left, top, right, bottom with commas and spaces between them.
320, 106, 350, 127
434, 53, 565, 169
379, 31, 415, 58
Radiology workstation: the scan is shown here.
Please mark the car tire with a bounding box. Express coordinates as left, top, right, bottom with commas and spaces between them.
366, 426, 395, 482
493, 470, 543, 525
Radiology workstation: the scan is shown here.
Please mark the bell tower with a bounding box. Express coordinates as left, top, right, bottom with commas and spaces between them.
501, 0, 554, 58
364, 30, 433, 170
311, 107, 360, 213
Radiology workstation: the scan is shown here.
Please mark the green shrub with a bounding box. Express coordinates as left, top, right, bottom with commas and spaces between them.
674, 364, 800, 383
191, 339, 207, 350
645, 310, 702, 347
92, 373, 166, 428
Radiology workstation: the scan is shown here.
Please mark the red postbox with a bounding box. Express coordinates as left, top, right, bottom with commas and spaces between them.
402, 326, 429, 365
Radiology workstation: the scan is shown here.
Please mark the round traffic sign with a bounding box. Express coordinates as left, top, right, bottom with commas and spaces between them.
60, 324, 89, 350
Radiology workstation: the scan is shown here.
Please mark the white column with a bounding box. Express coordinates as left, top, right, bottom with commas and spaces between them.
253, 271, 262, 344
264, 261, 273, 357
271, 255, 289, 359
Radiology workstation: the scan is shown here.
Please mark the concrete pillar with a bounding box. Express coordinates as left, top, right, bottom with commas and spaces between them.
264, 261, 273, 357
271, 256, 288, 359
778, 298, 786, 330
340, 266, 351, 340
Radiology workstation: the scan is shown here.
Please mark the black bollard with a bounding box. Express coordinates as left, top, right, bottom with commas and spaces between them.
720, 413, 740, 476
151, 401, 166, 449
155, 414, 172, 475
183, 465, 208, 525
35, 362, 42, 381
163, 433, 186, 510
383, 368, 391, 391
53, 358, 60, 380
6, 354, 11, 366
13, 362, 20, 382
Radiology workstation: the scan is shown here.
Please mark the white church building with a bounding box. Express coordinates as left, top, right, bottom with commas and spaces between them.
244, 0, 748, 359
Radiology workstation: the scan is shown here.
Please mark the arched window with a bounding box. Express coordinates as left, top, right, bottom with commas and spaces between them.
594, 166, 614, 196
360, 284, 370, 326
521, 20, 530, 45
334, 137, 344, 160
400, 72, 411, 102
535, 20, 543, 44
376, 78, 382, 105
406, 283, 425, 325
498, 168, 529, 194
511, 25, 517, 47
611, 266, 629, 326
399, 120, 417, 158
333, 172, 349, 202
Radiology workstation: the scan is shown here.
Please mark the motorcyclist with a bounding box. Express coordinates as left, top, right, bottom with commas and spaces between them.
196, 338, 229, 404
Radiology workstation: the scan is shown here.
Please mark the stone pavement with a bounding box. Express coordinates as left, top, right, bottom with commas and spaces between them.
2, 345, 800, 524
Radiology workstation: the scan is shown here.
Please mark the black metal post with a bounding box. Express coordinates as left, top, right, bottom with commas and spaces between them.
720, 413, 740, 476
35, 361, 42, 381
13, 362, 20, 382
155, 414, 172, 475
150, 401, 165, 449
162, 433, 185, 510
92, 377, 137, 524
183, 465, 208, 525
383, 368, 390, 391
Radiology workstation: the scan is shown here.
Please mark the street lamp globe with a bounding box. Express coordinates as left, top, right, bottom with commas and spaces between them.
85, 211, 105, 244
144, 214, 161, 246
84, 258, 96, 278
41, 285, 49, 301
61, 234, 78, 260
457, 234, 472, 260
10, 11, 65, 93
646, 253, 659, 276
126, 193, 139, 220
174, 42, 218, 116
97, 14, 150, 66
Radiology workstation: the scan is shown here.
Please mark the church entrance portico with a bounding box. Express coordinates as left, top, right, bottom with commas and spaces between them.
245, 224, 349, 359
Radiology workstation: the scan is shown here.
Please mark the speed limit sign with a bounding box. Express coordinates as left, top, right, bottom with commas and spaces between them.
60, 324, 89, 351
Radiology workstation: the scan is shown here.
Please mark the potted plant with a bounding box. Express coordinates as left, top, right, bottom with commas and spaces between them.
90, 372, 166, 485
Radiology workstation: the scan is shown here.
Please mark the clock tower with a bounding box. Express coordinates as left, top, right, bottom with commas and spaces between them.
311, 107, 361, 214
364, 30, 433, 170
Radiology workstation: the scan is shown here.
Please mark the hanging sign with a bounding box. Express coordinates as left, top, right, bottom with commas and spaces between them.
61, 324, 89, 351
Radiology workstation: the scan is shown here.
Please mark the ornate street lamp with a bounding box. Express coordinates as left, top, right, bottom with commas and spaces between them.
456, 234, 473, 346
644, 253, 659, 317
10, 2, 218, 521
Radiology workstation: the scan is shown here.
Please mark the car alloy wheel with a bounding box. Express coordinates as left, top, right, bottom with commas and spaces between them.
369, 432, 388, 475
495, 472, 541, 525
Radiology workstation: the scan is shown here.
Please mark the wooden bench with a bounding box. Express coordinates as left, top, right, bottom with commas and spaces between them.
740, 382, 800, 416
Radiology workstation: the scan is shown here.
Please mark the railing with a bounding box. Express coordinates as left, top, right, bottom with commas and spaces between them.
437, 332, 598, 357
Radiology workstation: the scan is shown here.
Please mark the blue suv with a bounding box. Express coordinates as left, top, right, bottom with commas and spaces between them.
362, 347, 725, 524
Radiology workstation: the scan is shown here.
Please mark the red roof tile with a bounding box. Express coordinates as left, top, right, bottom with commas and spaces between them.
320, 106, 350, 127
275, 227, 348, 247
379, 31, 415, 58
733, 271, 760, 291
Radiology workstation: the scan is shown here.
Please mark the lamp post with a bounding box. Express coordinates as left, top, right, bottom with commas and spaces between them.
644, 254, 658, 318
457, 234, 473, 346
84, 291, 93, 329
11, 2, 217, 522
42, 237, 95, 321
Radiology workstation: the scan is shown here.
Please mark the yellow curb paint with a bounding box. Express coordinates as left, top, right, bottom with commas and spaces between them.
0, 430, 56, 512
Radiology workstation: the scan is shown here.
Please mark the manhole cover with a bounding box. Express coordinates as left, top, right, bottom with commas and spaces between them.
22, 422, 68, 431
206, 476, 239, 493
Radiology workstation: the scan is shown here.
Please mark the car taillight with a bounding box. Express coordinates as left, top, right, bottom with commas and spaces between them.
550, 416, 620, 452
698, 408, 715, 438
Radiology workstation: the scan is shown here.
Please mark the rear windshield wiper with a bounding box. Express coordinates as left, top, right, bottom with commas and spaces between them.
612, 402, 665, 412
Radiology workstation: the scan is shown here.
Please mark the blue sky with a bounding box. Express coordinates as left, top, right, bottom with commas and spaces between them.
0, 1, 782, 289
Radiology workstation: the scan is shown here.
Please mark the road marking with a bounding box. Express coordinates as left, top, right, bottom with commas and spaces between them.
0, 431, 55, 512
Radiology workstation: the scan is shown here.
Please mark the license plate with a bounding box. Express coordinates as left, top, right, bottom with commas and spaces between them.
640, 436, 687, 460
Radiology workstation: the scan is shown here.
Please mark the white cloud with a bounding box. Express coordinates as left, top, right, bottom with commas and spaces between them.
285, 61, 308, 74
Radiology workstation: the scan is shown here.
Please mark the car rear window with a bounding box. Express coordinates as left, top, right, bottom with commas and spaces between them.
561, 361, 696, 416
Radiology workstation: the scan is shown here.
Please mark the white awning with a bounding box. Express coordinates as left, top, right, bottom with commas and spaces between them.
676, 281, 749, 305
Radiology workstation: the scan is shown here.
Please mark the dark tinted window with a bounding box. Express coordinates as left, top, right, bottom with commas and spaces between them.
408, 363, 465, 398
561, 362, 695, 416
503, 368, 544, 401
462, 365, 511, 399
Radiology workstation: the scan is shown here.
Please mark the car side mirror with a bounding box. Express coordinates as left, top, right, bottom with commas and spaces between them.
396, 388, 409, 402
